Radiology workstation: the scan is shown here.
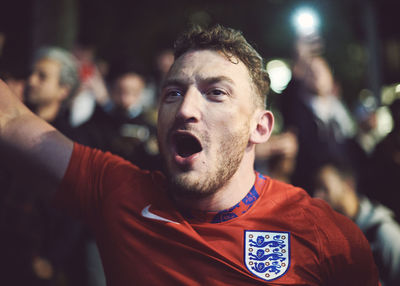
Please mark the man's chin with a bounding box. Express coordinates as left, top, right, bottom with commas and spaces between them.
167, 172, 219, 200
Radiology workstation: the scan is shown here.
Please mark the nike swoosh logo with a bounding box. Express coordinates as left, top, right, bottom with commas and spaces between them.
141, 205, 179, 224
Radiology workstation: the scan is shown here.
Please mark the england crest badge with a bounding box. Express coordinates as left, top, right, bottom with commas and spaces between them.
244, 230, 290, 281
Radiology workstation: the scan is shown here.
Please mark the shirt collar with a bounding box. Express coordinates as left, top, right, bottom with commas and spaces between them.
181, 172, 267, 224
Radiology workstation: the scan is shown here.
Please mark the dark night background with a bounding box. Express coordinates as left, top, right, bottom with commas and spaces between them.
1, 0, 399, 106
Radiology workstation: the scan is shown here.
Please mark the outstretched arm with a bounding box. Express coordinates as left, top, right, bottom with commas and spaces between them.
0, 80, 73, 188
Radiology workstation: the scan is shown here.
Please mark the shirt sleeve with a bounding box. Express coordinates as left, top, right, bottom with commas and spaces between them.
54, 142, 140, 225
309, 199, 380, 286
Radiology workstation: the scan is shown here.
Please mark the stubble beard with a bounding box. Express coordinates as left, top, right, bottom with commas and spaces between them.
165, 124, 250, 200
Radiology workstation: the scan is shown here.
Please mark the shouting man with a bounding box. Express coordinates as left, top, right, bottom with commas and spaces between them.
0, 25, 379, 285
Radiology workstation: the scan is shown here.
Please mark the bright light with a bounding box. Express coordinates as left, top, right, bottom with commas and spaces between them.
266, 59, 292, 94
376, 106, 393, 137
395, 83, 400, 93
381, 83, 400, 105
293, 8, 319, 36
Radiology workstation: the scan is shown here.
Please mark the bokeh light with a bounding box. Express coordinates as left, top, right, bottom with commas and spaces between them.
292, 8, 320, 36
266, 59, 292, 94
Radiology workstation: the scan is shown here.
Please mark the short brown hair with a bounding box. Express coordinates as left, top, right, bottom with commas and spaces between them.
173, 24, 270, 107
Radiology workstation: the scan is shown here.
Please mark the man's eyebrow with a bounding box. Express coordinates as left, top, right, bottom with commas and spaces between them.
201, 76, 235, 86
161, 76, 235, 89
161, 79, 185, 89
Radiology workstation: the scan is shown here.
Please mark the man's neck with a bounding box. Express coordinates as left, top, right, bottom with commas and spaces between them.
175, 150, 256, 212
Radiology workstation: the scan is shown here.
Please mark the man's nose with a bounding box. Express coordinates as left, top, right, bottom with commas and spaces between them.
175, 87, 202, 122
28, 73, 38, 87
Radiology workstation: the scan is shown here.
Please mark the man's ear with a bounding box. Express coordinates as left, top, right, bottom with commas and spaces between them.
250, 110, 274, 144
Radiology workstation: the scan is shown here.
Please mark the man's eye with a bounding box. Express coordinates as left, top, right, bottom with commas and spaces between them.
210, 90, 224, 95
206, 89, 227, 99
163, 90, 182, 102
167, 90, 182, 97
38, 72, 47, 81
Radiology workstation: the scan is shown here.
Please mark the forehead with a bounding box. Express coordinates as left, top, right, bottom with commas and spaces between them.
116, 74, 144, 88
167, 50, 252, 88
33, 58, 61, 75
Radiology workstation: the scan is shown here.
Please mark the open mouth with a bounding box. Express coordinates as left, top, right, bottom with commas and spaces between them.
173, 133, 203, 158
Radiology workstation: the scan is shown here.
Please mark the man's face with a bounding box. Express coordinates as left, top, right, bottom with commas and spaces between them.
157, 49, 258, 198
27, 58, 67, 106
111, 73, 145, 111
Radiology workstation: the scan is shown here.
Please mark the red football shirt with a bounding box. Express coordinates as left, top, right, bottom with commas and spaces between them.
56, 143, 379, 285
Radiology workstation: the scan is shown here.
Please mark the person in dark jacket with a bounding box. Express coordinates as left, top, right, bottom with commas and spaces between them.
76, 71, 161, 171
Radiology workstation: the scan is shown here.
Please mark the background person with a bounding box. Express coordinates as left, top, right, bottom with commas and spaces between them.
76, 68, 161, 171
281, 42, 354, 194
0, 46, 85, 285
314, 161, 400, 286
25, 47, 80, 137
367, 98, 400, 220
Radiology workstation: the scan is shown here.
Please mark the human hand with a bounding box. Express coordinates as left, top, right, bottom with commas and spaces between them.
32, 256, 54, 280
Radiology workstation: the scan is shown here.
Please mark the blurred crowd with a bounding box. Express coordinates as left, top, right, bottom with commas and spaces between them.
256, 35, 400, 286
0, 31, 399, 285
